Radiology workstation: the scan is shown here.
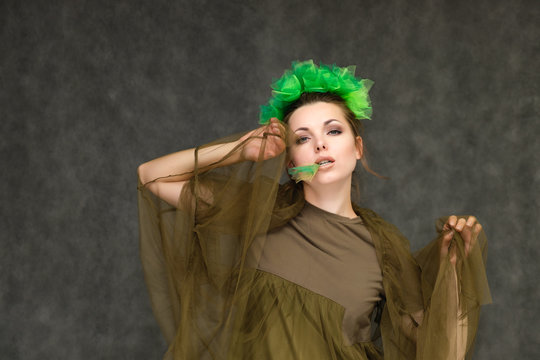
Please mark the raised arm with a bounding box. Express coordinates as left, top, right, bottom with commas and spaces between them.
137, 119, 285, 206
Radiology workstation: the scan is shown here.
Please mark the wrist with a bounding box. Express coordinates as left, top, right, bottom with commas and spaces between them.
232, 139, 247, 163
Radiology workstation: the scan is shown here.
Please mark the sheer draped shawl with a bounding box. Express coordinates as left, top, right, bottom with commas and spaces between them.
137, 129, 491, 359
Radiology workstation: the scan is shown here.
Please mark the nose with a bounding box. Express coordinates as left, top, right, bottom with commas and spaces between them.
315, 139, 327, 152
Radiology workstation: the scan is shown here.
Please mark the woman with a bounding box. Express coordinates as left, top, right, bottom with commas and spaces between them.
137, 60, 491, 359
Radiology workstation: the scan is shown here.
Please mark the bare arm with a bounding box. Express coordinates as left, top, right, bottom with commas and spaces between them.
137, 119, 285, 206
138, 141, 244, 206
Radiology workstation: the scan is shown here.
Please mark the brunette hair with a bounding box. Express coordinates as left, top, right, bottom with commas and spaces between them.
282, 92, 385, 179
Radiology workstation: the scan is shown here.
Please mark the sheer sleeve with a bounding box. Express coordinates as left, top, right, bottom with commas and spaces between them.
138, 177, 179, 346
359, 209, 492, 360
137, 130, 299, 359
414, 216, 492, 359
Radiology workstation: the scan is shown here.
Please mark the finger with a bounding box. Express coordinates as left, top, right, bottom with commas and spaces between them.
443, 215, 456, 231
440, 229, 454, 255
464, 230, 471, 256
473, 222, 482, 235
442, 229, 453, 247
462, 218, 482, 256
471, 223, 482, 248
460, 216, 471, 242
269, 121, 285, 137
269, 119, 280, 131
466, 216, 477, 227
455, 218, 467, 231
461, 216, 477, 254
444, 215, 458, 231
268, 120, 285, 137
440, 229, 456, 264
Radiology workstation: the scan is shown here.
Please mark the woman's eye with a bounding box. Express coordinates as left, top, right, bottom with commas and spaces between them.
328, 129, 342, 135
296, 136, 309, 144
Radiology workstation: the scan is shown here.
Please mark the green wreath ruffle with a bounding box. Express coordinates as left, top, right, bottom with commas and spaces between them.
260, 60, 374, 124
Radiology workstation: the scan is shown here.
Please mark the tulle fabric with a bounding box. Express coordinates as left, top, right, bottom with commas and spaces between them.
137, 126, 491, 359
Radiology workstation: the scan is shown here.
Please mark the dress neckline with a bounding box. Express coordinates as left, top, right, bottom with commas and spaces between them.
303, 201, 364, 224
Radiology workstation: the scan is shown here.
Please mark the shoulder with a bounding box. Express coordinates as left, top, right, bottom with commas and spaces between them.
353, 205, 396, 230
353, 205, 413, 251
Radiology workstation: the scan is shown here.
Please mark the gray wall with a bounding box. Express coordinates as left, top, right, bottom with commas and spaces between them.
1, 0, 538, 358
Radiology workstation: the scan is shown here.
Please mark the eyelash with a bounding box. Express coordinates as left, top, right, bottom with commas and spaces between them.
295, 129, 342, 144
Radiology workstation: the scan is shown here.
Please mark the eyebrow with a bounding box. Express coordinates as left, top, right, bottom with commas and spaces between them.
293, 119, 341, 133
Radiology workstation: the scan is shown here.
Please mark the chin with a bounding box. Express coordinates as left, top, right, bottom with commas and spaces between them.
309, 173, 352, 187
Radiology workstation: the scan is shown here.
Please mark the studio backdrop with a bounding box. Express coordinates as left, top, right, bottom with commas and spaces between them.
1, 0, 539, 359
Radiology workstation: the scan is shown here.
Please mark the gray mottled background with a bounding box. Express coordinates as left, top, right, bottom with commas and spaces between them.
1, 0, 539, 359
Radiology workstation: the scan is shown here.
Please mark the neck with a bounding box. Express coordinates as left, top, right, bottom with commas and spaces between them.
302, 178, 357, 218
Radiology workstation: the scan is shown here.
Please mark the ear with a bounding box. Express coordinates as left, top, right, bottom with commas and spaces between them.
355, 136, 363, 160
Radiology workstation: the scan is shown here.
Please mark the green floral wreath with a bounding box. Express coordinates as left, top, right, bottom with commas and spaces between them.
259, 60, 374, 124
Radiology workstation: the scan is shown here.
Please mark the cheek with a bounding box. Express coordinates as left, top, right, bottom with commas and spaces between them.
288, 146, 310, 166
340, 142, 360, 166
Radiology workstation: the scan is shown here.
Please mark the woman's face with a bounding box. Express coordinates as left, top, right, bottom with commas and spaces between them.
287, 101, 363, 186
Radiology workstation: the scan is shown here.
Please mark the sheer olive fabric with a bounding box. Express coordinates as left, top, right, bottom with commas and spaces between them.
137, 128, 491, 359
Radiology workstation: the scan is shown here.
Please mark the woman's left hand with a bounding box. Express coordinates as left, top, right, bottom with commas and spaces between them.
440, 216, 483, 265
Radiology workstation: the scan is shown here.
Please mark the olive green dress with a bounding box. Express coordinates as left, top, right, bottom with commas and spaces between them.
244, 201, 384, 359
138, 132, 491, 359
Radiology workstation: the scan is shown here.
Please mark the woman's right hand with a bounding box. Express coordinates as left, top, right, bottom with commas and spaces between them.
239, 118, 286, 162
